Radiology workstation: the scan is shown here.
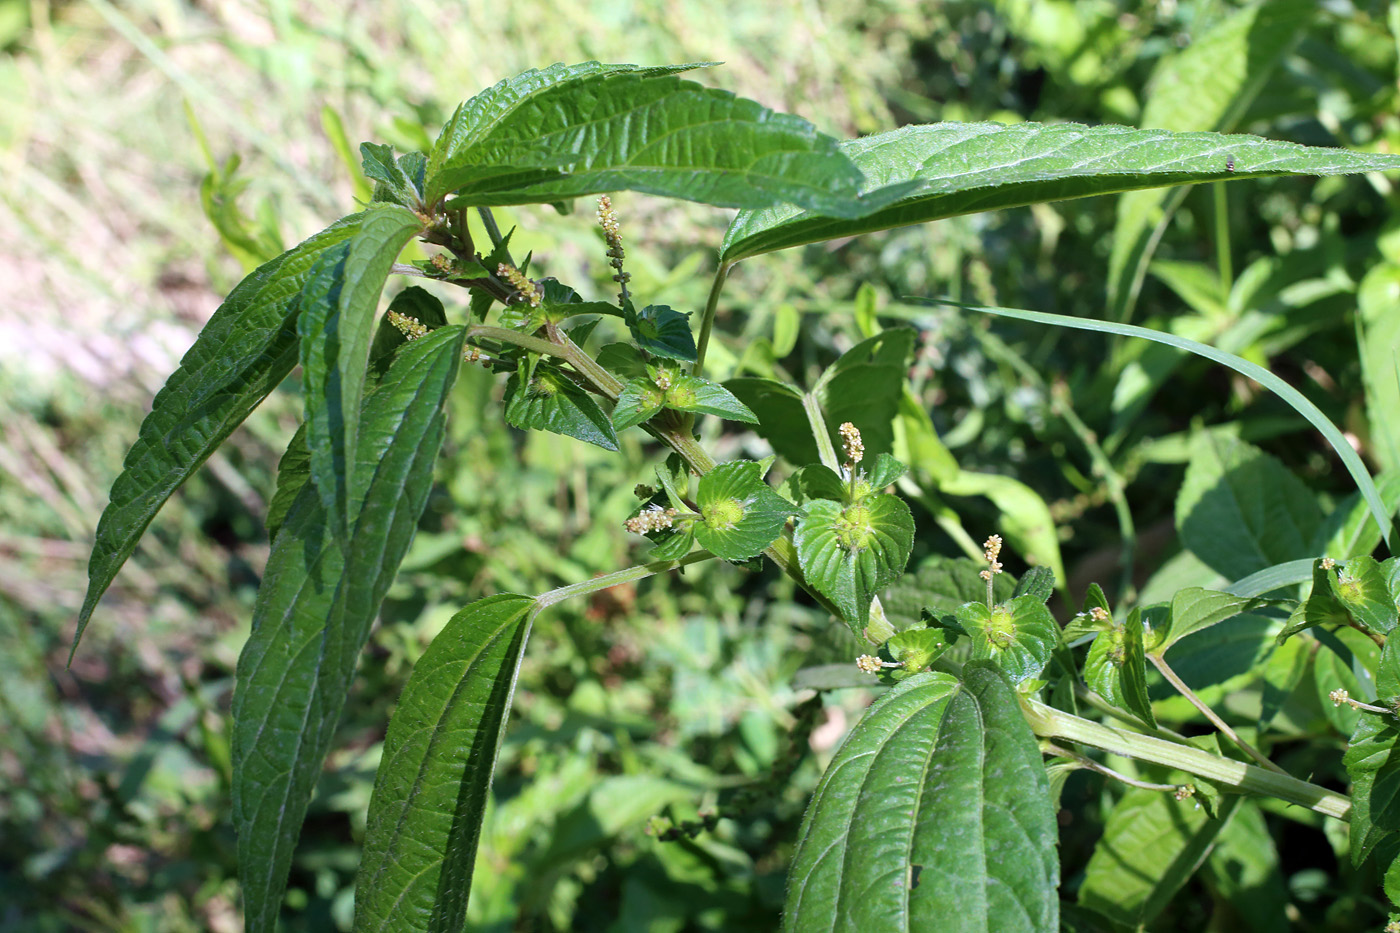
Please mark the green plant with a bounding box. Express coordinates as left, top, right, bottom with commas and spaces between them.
74, 60, 1400, 931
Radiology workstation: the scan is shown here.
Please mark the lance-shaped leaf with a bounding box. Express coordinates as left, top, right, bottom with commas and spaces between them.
361, 142, 424, 209
795, 493, 914, 634
1083, 607, 1155, 728
693, 460, 795, 561
298, 203, 425, 542
1153, 587, 1281, 654
426, 62, 868, 216
953, 595, 1060, 686
721, 122, 1400, 262
503, 357, 620, 450
73, 213, 364, 659
355, 594, 536, 933
231, 326, 465, 933
784, 664, 1058, 933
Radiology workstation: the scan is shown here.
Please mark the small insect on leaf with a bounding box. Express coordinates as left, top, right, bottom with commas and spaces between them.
1226, 156, 1235, 172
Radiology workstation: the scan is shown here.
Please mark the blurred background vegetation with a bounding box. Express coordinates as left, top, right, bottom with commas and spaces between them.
5, 0, 1400, 929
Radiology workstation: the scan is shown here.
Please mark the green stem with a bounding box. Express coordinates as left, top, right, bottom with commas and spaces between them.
1213, 181, 1232, 294
1042, 742, 1182, 793
1022, 698, 1350, 821
537, 551, 716, 608
692, 261, 731, 378
478, 207, 507, 251
802, 392, 840, 471
1149, 653, 1287, 775
466, 325, 559, 359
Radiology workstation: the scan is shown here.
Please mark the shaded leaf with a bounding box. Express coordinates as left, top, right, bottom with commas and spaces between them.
1154, 587, 1281, 654
266, 423, 309, 545
1344, 712, 1400, 866
629, 304, 697, 362
1083, 608, 1154, 728
503, 357, 620, 451
1329, 556, 1399, 636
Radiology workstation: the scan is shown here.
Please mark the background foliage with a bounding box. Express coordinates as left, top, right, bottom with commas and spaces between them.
6, 0, 1400, 930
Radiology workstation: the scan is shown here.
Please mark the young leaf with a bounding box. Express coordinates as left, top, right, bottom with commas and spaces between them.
954, 595, 1060, 685
355, 594, 536, 932
721, 121, 1400, 262
360, 141, 424, 209
426, 63, 868, 216
74, 213, 364, 659
298, 203, 426, 542
610, 378, 665, 431
693, 460, 794, 561
1011, 566, 1056, 604
1082, 608, 1155, 728
232, 326, 466, 933
629, 304, 697, 362
503, 357, 620, 451
784, 665, 1059, 933
794, 494, 914, 633
1078, 789, 1239, 928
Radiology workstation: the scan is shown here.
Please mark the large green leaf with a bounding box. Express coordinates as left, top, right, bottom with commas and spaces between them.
298, 203, 425, 542
720, 117, 1400, 262
1078, 788, 1239, 928
784, 665, 1058, 933
1153, 587, 1280, 654
1344, 712, 1400, 865
425, 62, 867, 216
1106, 0, 1314, 319
1176, 432, 1323, 579
73, 213, 364, 660
355, 594, 536, 933
231, 326, 465, 933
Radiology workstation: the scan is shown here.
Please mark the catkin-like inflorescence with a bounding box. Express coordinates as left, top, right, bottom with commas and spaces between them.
838, 422, 865, 466
855, 654, 883, 674
625, 505, 678, 535
597, 195, 631, 301
386, 310, 428, 340
498, 263, 541, 307
979, 534, 1004, 583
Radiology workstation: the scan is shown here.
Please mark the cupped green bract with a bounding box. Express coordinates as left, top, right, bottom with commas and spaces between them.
784, 665, 1058, 933
1083, 607, 1155, 728
1328, 556, 1399, 636
425, 62, 869, 216
628, 304, 697, 362
613, 367, 758, 431
503, 357, 620, 451
692, 461, 794, 560
954, 595, 1060, 685
794, 494, 914, 633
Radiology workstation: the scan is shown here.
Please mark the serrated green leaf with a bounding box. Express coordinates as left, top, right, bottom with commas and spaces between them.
1078, 788, 1238, 928
266, 423, 309, 545
596, 342, 649, 380
1174, 432, 1324, 580
232, 326, 465, 933
1330, 556, 1399, 636
629, 304, 697, 362
955, 595, 1060, 685
1378, 637, 1400, 705
784, 666, 1057, 933
503, 357, 620, 450
538, 279, 618, 325
355, 594, 536, 932
787, 465, 847, 506
611, 378, 665, 431
1012, 566, 1056, 604
1061, 583, 1112, 643
1344, 712, 1400, 866
298, 203, 425, 542
426, 62, 867, 216
884, 628, 948, 680
863, 452, 907, 492
721, 109, 1400, 261
1155, 587, 1280, 654
795, 494, 914, 633
361, 141, 423, 209
1082, 607, 1154, 728
647, 369, 758, 424
74, 213, 364, 660
693, 461, 794, 561
724, 377, 818, 466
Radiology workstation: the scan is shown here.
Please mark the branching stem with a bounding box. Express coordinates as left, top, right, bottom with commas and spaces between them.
1148, 653, 1287, 775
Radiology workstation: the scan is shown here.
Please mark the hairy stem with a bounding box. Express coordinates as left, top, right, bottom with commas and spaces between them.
537, 550, 716, 608
1023, 698, 1349, 821
1149, 653, 1287, 775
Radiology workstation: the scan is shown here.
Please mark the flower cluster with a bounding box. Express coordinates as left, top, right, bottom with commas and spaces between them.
597, 195, 630, 302
386, 310, 428, 340
855, 654, 883, 674
839, 422, 864, 467
979, 534, 1004, 583
498, 262, 541, 307
625, 505, 678, 535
